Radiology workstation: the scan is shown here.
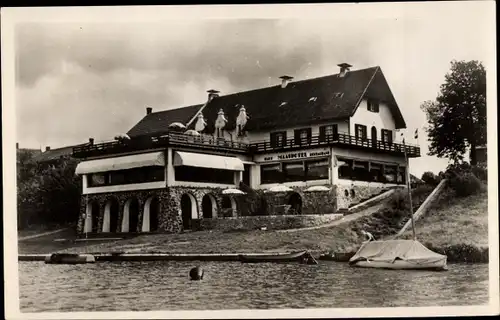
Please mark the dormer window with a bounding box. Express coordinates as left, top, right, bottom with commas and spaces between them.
367, 99, 380, 112
333, 92, 344, 99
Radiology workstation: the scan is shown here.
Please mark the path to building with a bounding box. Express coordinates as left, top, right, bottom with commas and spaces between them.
277, 199, 391, 233
18, 228, 69, 241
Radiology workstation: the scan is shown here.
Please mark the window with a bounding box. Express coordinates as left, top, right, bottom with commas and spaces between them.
384, 165, 397, 183
355, 124, 367, 140
283, 161, 305, 182
305, 159, 329, 180
397, 166, 406, 184
294, 128, 312, 145
381, 129, 393, 143
175, 166, 234, 184
352, 161, 370, 181
270, 131, 287, 148
89, 173, 108, 187
319, 124, 338, 142
338, 158, 353, 179
89, 166, 165, 187
337, 158, 405, 185
333, 92, 344, 99
261, 163, 283, 184
367, 99, 380, 112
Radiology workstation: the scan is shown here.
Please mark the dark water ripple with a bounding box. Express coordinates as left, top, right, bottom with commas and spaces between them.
19, 261, 489, 312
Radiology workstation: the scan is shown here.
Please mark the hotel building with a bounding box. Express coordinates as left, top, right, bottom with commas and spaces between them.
73, 64, 420, 234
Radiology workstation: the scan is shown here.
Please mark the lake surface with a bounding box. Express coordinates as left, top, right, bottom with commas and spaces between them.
19, 261, 489, 312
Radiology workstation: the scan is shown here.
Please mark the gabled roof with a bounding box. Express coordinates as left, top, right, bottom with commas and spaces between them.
127, 104, 202, 137
127, 66, 406, 137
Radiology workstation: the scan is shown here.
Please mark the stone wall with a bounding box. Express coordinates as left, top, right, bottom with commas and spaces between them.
196, 213, 343, 232
336, 183, 392, 209
77, 186, 244, 234
261, 186, 337, 216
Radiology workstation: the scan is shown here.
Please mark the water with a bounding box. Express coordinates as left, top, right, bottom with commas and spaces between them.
19, 261, 488, 312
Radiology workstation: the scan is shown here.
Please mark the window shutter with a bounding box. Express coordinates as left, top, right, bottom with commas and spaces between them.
319, 126, 326, 142
294, 130, 301, 145
306, 128, 312, 143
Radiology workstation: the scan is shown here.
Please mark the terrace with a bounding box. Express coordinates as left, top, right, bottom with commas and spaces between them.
72, 132, 250, 158
72, 131, 420, 159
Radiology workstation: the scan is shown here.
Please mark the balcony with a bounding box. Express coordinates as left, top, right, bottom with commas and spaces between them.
73, 131, 420, 159
250, 132, 421, 158
73, 132, 250, 158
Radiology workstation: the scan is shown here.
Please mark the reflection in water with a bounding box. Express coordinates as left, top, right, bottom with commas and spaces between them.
19, 261, 488, 312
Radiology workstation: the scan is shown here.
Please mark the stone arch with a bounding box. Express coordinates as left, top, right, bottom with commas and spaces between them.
122, 197, 140, 233
83, 201, 100, 233
102, 198, 120, 233
201, 193, 218, 219
221, 195, 237, 217
142, 196, 160, 232
288, 192, 302, 215
180, 193, 198, 231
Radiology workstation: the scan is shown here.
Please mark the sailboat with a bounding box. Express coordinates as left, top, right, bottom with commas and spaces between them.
348, 136, 447, 271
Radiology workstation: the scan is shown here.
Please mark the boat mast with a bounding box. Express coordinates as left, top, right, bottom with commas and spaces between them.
403, 140, 416, 240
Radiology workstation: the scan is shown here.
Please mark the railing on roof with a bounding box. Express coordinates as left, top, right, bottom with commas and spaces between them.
250, 132, 421, 157
72, 132, 250, 158
73, 131, 420, 159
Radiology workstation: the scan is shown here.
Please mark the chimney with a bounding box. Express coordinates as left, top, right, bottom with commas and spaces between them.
338, 63, 352, 77
279, 75, 294, 88
207, 89, 220, 101
146, 107, 153, 115
16, 142, 19, 150
89, 138, 94, 145
45, 146, 51, 151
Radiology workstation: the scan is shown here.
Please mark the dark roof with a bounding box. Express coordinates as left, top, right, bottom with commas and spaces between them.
127, 104, 202, 137
128, 66, 406, 137
30, 144, 84, 163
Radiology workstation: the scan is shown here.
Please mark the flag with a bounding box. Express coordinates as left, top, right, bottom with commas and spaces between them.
414, 128, 419, 139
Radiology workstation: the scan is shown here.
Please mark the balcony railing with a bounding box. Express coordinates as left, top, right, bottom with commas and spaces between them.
73, 132, 249, 158
250, 132, 421, 157
73, 131, 420, 159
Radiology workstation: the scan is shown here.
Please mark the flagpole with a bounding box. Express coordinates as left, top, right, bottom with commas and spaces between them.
403, 137, 416, 241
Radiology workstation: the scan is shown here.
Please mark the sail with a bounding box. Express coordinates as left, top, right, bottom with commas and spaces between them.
349, 240, 446, 266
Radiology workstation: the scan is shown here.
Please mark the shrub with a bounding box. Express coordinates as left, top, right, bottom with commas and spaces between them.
421, 171, 440, 186
449, 172, 482, 197
389, 189, 410, 211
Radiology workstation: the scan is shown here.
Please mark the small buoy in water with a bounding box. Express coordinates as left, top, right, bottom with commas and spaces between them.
189, 266, 204, 281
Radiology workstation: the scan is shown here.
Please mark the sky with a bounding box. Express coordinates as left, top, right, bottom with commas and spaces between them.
11, 2, 495, 178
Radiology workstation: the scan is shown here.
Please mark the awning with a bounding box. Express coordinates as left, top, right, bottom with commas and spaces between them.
75, 152, 165, 175
173, 151, 244, 171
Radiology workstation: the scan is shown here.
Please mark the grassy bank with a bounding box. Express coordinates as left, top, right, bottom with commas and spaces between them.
398, 189, 488, 262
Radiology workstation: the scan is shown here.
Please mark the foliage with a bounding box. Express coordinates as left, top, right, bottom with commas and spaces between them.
17, 158, 82, 229
449, 172, 482, 198
421, 60, 486, 165
421, 171, 441, 186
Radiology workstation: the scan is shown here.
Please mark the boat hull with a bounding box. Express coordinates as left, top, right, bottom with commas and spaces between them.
239, 251, 317, 264
350, 259, 447, 271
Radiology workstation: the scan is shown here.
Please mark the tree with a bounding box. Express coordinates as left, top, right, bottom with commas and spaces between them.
421, 60, 486, 165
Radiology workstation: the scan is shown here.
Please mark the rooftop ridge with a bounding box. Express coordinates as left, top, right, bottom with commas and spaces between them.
147, 66, 379, 115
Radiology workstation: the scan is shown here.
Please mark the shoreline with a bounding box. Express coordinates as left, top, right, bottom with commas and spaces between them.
18, 242, 488, 264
